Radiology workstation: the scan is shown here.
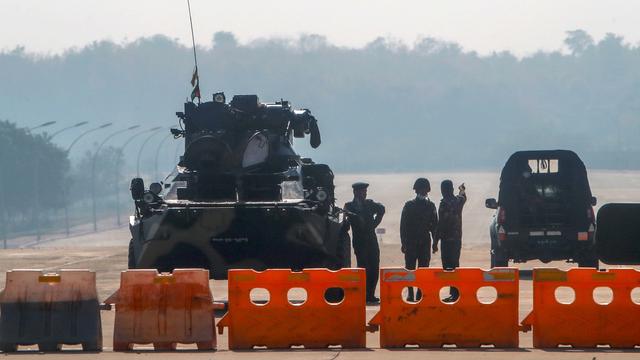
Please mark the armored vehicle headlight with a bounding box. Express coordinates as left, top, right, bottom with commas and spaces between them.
143, 193, 155, 204
149, 182, 162, 195
316, 190, 328, 202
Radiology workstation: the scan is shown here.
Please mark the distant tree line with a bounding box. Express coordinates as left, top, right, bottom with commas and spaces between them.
0, 120, 125, 240
1, 29, 640, 175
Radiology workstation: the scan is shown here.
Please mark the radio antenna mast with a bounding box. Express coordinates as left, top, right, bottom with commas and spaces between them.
187, 0, 201, 103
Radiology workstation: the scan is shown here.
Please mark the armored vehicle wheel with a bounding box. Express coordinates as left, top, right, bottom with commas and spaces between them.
0, 342, 17, 352
128, 239, 136, 269
338, 231, 352, 268
38, 343, 62, 352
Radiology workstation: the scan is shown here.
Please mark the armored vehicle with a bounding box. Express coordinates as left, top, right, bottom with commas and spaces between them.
128, 93, 349, 278
485, 150, 598, 268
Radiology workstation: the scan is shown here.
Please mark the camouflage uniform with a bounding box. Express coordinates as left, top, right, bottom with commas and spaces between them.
401, 196, 438, 268
400, 195, 438, 301
435, 180, 467, 300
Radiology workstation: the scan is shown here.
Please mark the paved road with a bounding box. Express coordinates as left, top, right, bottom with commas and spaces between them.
1, 245, 638, 359
2, 170, 640, 358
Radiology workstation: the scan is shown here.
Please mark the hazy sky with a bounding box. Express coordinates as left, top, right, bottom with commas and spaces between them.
1, 0, 639, 56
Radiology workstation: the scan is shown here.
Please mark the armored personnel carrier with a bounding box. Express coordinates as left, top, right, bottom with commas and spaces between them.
128, 93, 349, 278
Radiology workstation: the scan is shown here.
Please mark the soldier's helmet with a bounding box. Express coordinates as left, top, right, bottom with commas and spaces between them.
413, 178, 430, 192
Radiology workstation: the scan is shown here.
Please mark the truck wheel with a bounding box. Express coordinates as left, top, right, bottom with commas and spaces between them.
128, 239, 136, 269
577, 254, 599, 269
491, 248, 509, 268
490, 228, 509, 268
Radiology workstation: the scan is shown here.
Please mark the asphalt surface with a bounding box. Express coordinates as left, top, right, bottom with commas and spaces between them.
1, 171, 640, 358
0, 245, 638, 359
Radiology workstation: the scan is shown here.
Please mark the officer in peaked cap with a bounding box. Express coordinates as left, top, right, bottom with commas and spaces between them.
351, 182, 368, 190
343, 181, 385, 303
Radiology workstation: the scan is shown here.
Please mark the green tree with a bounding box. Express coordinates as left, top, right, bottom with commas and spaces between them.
564, 30, 594, 55
70, 145, 124, 204
0, 120, 69, 227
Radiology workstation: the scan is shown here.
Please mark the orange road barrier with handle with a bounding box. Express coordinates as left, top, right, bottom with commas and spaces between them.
369, 267, 519, 348
104, 269, 217, 351
217, 268, 366, 349
521, 268, 640, 348
0, 269, 102, 352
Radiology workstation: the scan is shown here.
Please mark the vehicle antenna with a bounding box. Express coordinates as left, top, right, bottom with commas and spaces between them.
187, 0, 201, 104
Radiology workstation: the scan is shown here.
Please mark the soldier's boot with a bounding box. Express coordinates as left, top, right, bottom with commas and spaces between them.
443, 286, 459, 303
406, 287, 415, 302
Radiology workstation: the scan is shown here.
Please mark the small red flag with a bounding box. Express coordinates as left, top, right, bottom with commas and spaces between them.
190, 66, 200, 101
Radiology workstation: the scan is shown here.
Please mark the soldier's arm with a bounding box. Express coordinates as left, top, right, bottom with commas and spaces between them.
435, 202, 447, 244
342, 203, 352, 233
456, 194, 467, 214
430, 202, 438, 241
431, 202, 440, 253
458, 184, 467, 206
339, 218, 351, 242
372, 202, 385, 228
400, 203, 408, 248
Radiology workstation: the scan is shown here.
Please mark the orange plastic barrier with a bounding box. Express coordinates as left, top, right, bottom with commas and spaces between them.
217, 268, 366, 349
521, 268, 640, 348
104, 269, 216, 351
0, 270, 102, 352
369, 267, 519, 348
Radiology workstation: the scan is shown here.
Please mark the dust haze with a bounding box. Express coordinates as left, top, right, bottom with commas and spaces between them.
29, 170, 640, 250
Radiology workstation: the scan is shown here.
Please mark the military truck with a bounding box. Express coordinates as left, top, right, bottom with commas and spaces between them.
128, 93, 349, 278
486, 150, 598, 268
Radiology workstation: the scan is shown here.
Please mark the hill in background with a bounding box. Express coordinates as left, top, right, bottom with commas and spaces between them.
2, 29, 639, 172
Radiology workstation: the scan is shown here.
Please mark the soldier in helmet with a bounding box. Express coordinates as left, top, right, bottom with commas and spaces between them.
400, 177, 438, 302
344, 182, 385, 304
433, 179, 467, 302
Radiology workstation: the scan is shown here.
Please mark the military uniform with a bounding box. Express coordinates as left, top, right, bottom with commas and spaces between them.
400, 195, 437, 301
437, 193, 466, 268
401, 196, 438, 268
435, 180, 467, 301
344, 185, 385, 302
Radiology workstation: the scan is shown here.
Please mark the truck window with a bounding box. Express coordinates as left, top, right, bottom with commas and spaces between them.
528, 159, 559, 174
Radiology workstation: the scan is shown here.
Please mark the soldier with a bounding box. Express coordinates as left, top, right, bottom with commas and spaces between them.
433, 180, 467, 302
344, 182, 385, 304
400, 178, 438, 301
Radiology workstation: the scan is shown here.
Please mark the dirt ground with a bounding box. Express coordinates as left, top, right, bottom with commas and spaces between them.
1, 171, 639, 358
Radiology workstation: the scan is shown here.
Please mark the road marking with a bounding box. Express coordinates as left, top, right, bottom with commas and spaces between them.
43, 253, 121, 270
